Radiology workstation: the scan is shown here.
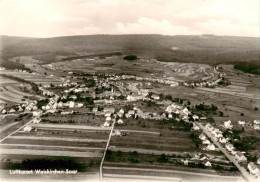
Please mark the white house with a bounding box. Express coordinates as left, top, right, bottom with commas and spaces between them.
193, 115, 199, 121
224, 120, 233, 129
248, 162, 259, 176
69, 101, 75, 108
23, 125, 32, 132
238, 120, 245, 125
33, 111, 42, 117
77, 103, 84, 108
117, 119, 123, 124
112, 130, 121, 136
183, 108, 189, 115
219, 137, 228, 144
9, 108, 16, 113
204, 161, 212, 167
1, 109, 6, 114
256, 158, 260, 165
93, 108, 98, 112
106, 116, 112, 121
168, 113, 173, 119
33, 118, 41, 124
254, 120, 260, 125
203, 140, 210, 145
103, 121, 110, 127
199, 134, 206, 141
151, 94, 160, 100
206, 144, 216, 151
235, 152, 247, 162
225, 143, 235, 152
192, 124, 200, 131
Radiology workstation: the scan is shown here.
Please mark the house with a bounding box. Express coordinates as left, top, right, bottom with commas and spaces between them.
33, 111, 42, 117
23, 125, 32, 132
182, 159, 189, 165
128, 110, 135, 115
103, 121, 110, 127
103, 107, 115, 113
225, 143, 235, 152
238, 120, 245, 125
106, 116, 112, 121
224, 120, 233, 129
235, 152, 247, 162
203, 140, 210, 145
204, 161, 212, 167
151, 94, 160, 100
33, 118, 41, 124
257, 158, 260, 165
254, 120, 260, 125
117, 119, 123, 124
248, 162, 259, 175
77, 103, 84, 108
168, 113, 173, 119
193, 115, 199, 121
69, 101, 75, 108
118, 109, 124, 114
206, 144, 216, 151
192, 124, 200, 131
183, 108, 189, 115
9, 108, 16, 113
254, 125, 260, 130
2, 109, 6, 114
219, 137, 228, 144
199, 134, 206, 141
112, 130, 121, 136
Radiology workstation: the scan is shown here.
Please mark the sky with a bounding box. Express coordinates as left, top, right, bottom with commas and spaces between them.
0, 0, 259, 38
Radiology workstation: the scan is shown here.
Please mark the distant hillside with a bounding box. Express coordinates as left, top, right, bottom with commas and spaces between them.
0, 34, 259, 66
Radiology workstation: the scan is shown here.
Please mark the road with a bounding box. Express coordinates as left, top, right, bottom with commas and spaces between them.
195, 122, 255, 182
100, 119, 116, 180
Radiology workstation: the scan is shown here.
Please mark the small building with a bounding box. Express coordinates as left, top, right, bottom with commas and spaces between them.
219, 137, 228, 144
33, 111, 42, 117
2, 109, 7, 114
204, 161, 212, 167
199, 134, 206, 141
203, 140, 210, 145
33, 118, 41, 124
225, 143, 235, 152
235, 152, 247, 162
254, 120, 260, 125
69, 101, 75, 108
206, 144, 216, 151
103, 107, 115, 113
248, 162, 259, 175
192, 124, 200, 131
238, 120, 245, 125
117, 119, 123, 124
23, 125, 32, 132
93, 108, 98, 112
103, 121, 110, 127
151, 94, 160, 100
106, 116, 112, 121
224, 120, 233, 129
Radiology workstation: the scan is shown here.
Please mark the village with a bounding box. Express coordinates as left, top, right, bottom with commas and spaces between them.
0, 59, 259, 182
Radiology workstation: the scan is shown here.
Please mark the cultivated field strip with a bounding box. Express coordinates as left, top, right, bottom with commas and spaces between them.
103, 166, 243, 182
8, 135, 108, 143
0, 144, 104, 153
4, 85, 33, 97
0, 148, 103, 158
109, 147, 193, 155
2, 138, 107, 148
0, 93, 23, 103
31, 123, 112, 131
